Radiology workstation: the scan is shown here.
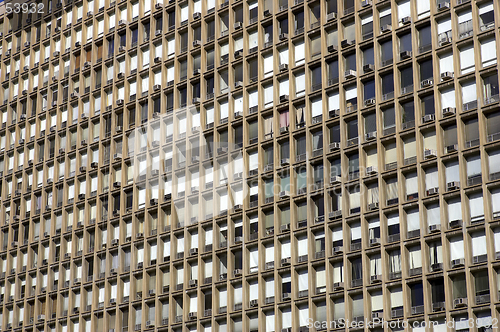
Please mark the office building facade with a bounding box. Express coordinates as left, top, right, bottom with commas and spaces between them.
0, 0, 500, 331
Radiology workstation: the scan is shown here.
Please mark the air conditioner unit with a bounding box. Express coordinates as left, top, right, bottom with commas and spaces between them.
369, 237, 380, 246
453, 298, 467, 308
75, 41, 81, 47
332, 245, 343, 255
363, 63, 374, 72
279, 64, 288, 72
345, 70, 356, 79
328, 175, 341, 185
421, 79, 433, 88
328, 45, 338, 53
280, 94, 289, 103
279, 191, 290, 198
327, 12, 336, 21
329, 142, 340, 152
116, 99, 124, 106
280, 158, 290, 167
370, 274, 382, 283
154, 56, 162, 64
368, 203, 379, 211
446, 144, 458, 153
341, 39, 354, 48
361, 0, 372, 7
264, 9, 271, 16
281, 257, 291, 266
279, 33, 288, 41
449, 219, 463, 229
280, 224, 290, 233
380, 24, 392, 32
282, 293, 291, 301
441, 71, 453, 80
249, 299, 258, 307
401, 16, 411, 24
71, 92, 79, 99
364, 98, 376, 107
426, 187, 439, 196
451, 258, 465, 268
152, 84, 161, 91
233, 269, 242, 277
422, 114, 435, 123
400, 50, 412, 60
428, 224, 441, 233
365, 132, 377, 141
192, 40, 202, 47
442, 107, 456, 117
333, 282, 344, 290
119, 19, 128, 26
439, 37, 451, 46
424, 149, 437, 158
193, 12, 201, 20
366, 166, 378, 175
438, 2, 450, 10
447, 181, 460, 191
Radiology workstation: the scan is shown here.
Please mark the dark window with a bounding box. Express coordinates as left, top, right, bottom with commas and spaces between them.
361, 19, 373, 40
421, 95, 435, 116
344, 53, 356, 71
330, 125, 340, 143
364, 80, 375, 100
399, 33, 412, 53
400, 66, 413, 90
419, 60, 433, 82
381, 73, 394, 97
363, 47, 374, 66
380, 40, 393, 66
294, 11, 304, 32
402, 101, 415, 123
131, 28, 138, 46
347, 119, 358, 139
418, 25, 432, 53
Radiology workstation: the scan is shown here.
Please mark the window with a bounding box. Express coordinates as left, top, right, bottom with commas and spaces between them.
488, 149, 500, 180
462, 81, 477, 110
295, 71, 305, 97
419, 59, 433, 83
441, 88, 456, 111
400, 66, 413, 93
294, 41, 305, 66
478, 2, 494, 30
361, 15, 373, 40
381, 73, 394, 99
450, 237, 465, 261
480, 38, 496, 67
483, 75, 499, 105
416, 0, 430, 19
460, 45, 475, 74
469, 192, 484, 223
490, 188, 500, 217
380, 40, 393, 67
406, 207, 419, 237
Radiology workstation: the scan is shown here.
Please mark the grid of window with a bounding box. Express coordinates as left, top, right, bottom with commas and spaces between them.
0, 0, 500, 331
